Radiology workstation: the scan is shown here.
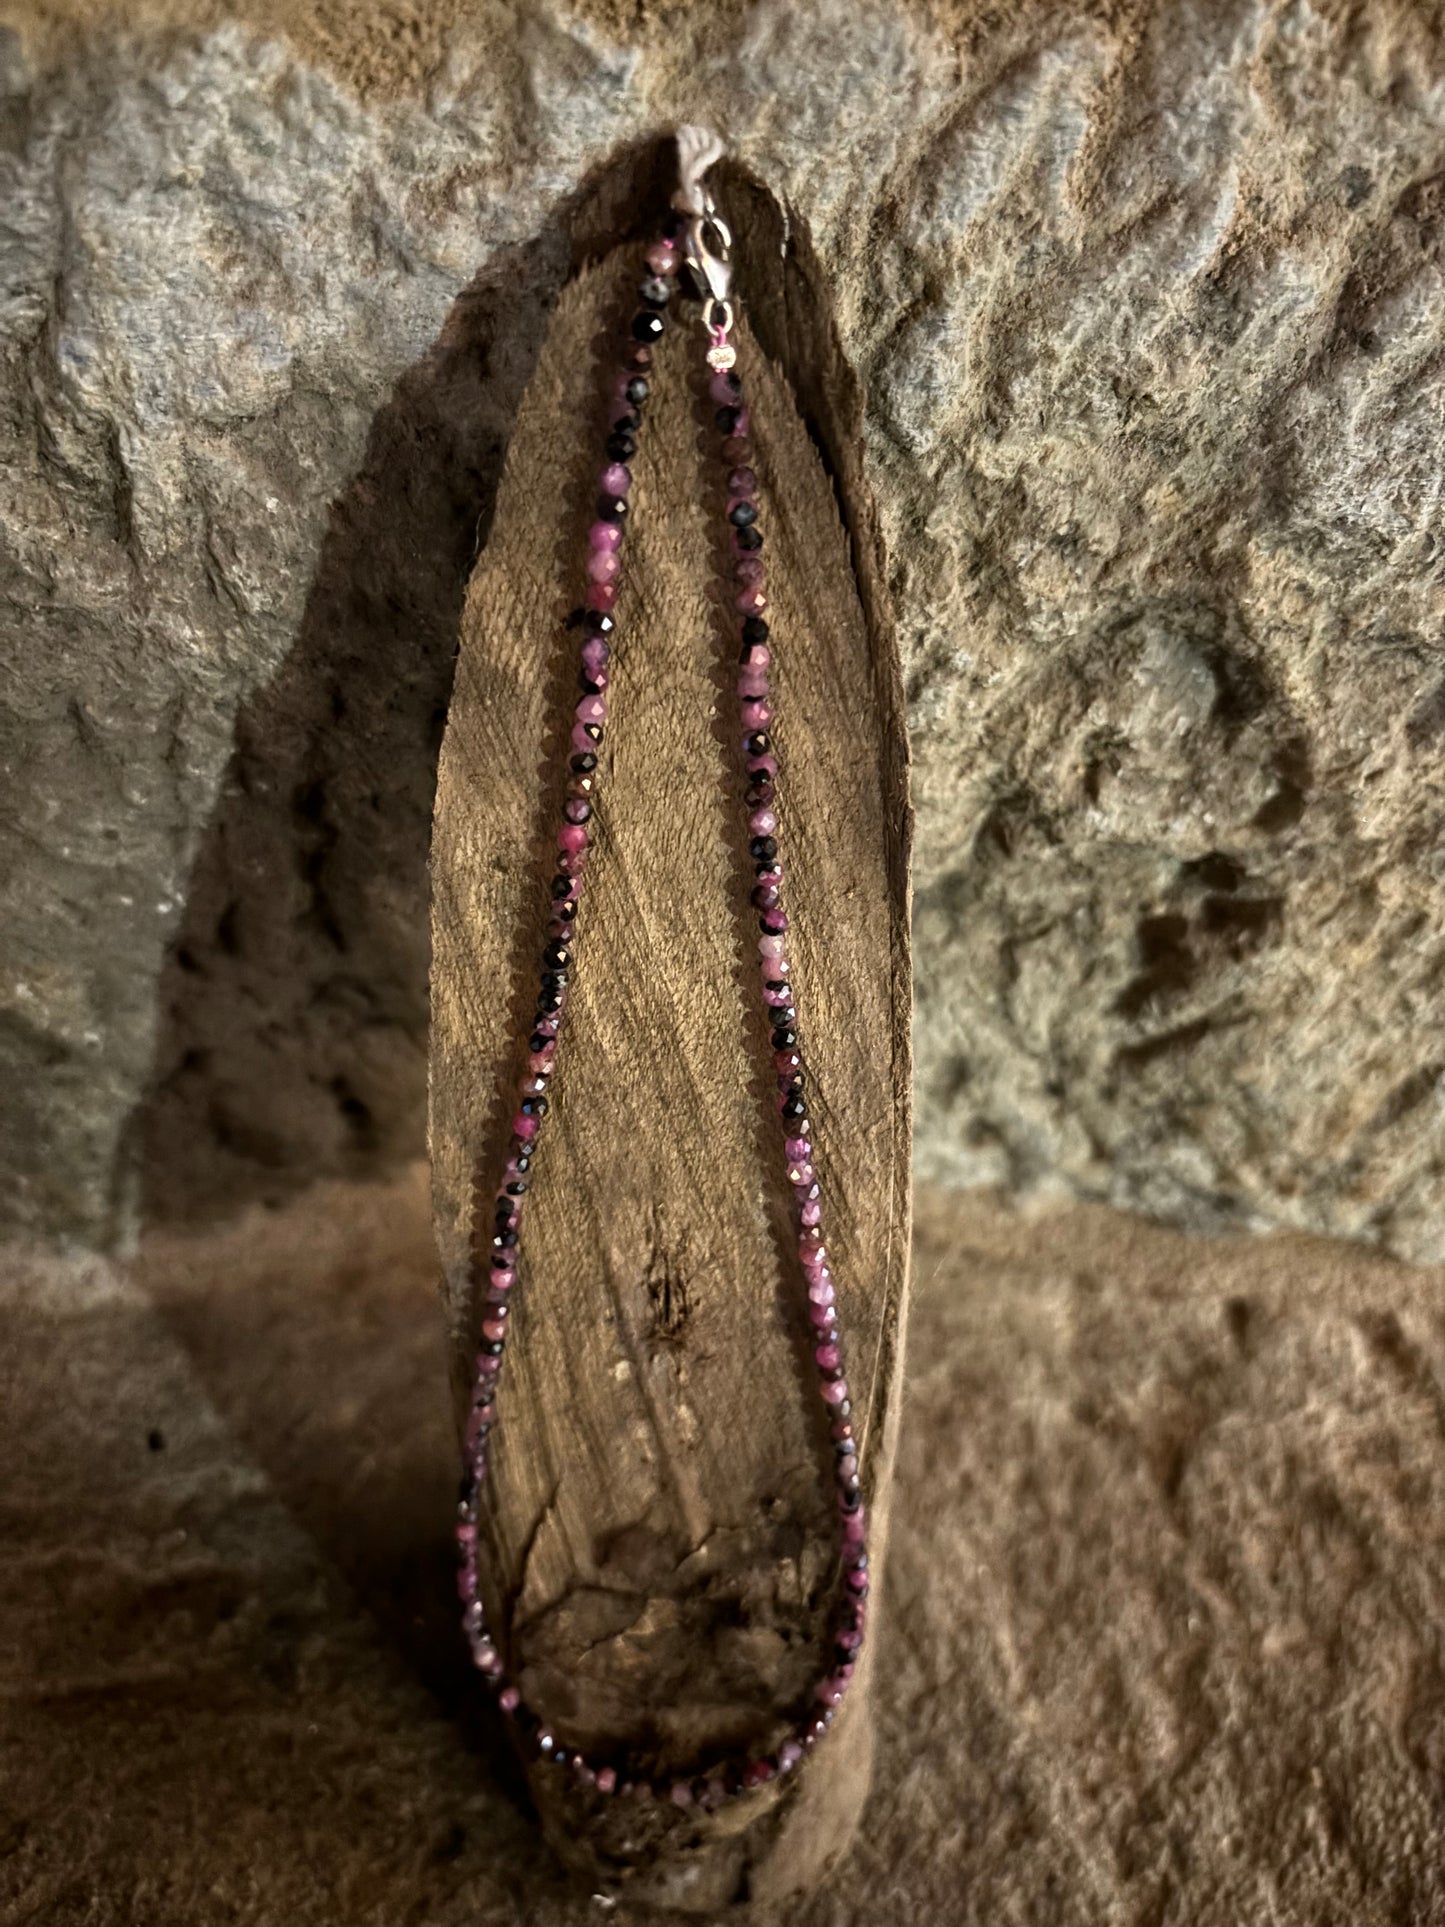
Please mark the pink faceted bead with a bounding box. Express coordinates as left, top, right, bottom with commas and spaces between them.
737, 584, 768, 615
710, 370, 739, 404
558, 822, 588, 854
645, 239, 677, 274
808, 1301, 835, 1329
821, 1377, 848, 1406
596, 1766, 617, 1794
739, 670, 768, 699
800, 1198, 822, 1226
580, 638, 610, 676
576, 693, 606, 724
749, 807, 778, 835
490, 1267, 515, 1291
499, 1686, 521, 1713
843, 1511, 867, 1546
788, 1161, 814, 1186
601, 462, 631, 495
729, 466, 757, 496
512, 1112, 538, 1140
741, 697, 773, 725
589, 520, 622, 550
778, 1741, 803, 1773
586, 548, 620, 584
586, 582, 617, 613
742, 641, 771, 668
816, 1343, 841, 1373
748, 753, 779, 778
482, 1317, 507, 1344
759, 934, 786, 958
785, 1135, 810, 1161
735, 553, 766, 584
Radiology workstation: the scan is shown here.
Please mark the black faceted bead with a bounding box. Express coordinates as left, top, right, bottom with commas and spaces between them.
537, 989, 563, 1014
543, 941, 571, 971
713, 369, 741, 399
555, 898, 578, 923
715, 404, 743, 435
520, 1095, 548, 1118
597, 493, 629, 523
734, 524, 763, 551
605, 431, 637, 463
745, 731, 771, 755
612, 408, 641, 434
583, 612, 615, 638
625, 376, 649, 405
639, 275, 672, 308
579, 722, 602, 746
550, 875, 572, 899
741, 615, 770, 645
540, 970, 568, 994
774, 1005, 798, 1029
631, 311, 665, 343
750, 835, 778, 861
728, 500, 758, 528
483, 1340, 505, 1357
505, 1180, 528, 1197
781, 1095, 807, 1121
571, 751, 598, 773
528, 1031, 552, 1053
771, 1026, 798, 1050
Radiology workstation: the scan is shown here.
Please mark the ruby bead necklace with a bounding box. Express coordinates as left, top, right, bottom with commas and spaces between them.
455, 135, 868, 1810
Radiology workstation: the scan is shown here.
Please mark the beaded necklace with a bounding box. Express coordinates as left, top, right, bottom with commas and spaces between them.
453, 129, 868, 1810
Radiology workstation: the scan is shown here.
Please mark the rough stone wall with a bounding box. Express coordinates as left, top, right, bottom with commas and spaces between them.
2, 0, 1443, 1255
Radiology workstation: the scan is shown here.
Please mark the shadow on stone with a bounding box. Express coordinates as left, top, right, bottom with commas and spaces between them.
136, 135, 677, 1227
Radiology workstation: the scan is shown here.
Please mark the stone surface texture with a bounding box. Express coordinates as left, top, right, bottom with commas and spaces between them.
1, 0, 1444, 1254
5, 1176, 1443, 1923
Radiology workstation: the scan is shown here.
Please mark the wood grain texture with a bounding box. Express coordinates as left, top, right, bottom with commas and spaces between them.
430, 238, 911, 1910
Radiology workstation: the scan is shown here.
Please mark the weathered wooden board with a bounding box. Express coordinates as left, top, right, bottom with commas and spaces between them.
429, 234, 911, 1910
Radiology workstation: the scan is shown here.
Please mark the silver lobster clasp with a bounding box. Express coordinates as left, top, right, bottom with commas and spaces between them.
683, 200, 733, 310
673, 124, 735, 359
